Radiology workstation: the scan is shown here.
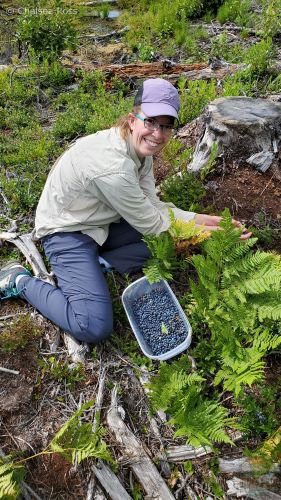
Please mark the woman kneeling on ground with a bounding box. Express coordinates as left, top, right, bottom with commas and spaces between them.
0, 78, 251, 343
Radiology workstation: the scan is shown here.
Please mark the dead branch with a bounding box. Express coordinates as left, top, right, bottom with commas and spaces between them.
219, 457, 280, 474
165, 444, 212, 462
0, 366, 19, 375
107, 385, 176, 500
92, 365, 107, 432
81, 26, 129, 41
92, 460, 132, 500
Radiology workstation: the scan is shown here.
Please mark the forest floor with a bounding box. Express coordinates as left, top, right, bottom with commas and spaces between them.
0, 2, 281, 499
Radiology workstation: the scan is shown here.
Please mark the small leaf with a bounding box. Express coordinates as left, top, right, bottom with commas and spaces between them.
161, 322, 169, 334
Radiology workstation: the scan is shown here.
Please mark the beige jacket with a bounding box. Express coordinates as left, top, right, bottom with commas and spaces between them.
35, 127, 195, 245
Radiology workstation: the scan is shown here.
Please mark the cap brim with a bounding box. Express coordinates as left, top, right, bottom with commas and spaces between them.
141, 102, 178, 119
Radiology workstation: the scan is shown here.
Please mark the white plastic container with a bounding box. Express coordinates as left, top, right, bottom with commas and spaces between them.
122, 276, 192, 360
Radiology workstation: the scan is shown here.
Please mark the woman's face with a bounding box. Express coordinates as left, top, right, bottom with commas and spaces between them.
128, 112, 174, 159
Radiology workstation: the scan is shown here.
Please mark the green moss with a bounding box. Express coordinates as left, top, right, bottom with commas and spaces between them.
0, 314, 42, 352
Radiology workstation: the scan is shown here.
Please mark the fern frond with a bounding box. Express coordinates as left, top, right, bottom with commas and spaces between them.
171, 389, 236, 447
50, 400, 112, 464
142, 232, 176, 283
143, 260, 173, 284
148, 356, 204, 412
0, 459, 25, 499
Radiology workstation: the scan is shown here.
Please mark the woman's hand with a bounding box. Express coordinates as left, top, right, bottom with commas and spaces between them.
194, 214, 252, 240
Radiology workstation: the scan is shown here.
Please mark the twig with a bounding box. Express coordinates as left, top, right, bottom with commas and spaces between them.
80, 26, 129, 41
0, 366, 19, 375
259, 173, 274, 196
92, 365, 107, 432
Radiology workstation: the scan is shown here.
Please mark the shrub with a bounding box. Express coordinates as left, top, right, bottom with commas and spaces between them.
178, 78, 217, 124
16, 0, 78, 60
217, 0, 252, 26
161, 171, 206, 212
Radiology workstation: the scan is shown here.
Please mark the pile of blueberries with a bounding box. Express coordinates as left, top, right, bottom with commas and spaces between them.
132, 288, 187, 356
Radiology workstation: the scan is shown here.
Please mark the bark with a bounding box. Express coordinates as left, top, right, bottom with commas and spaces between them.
187, 96, 281, 173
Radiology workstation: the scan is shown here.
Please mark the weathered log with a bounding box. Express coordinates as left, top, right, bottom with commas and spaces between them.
165, 444, 212, 462
91, 460, 132, 500
81, 0, 117, 5
226, 477, 281, 499
219, 457, 280, 474
187, 96, 281, 173
103, 62, 243, 85
107, 386, 176, 500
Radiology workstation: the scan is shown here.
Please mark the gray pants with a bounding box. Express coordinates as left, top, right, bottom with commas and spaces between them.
18, 220, 150, 343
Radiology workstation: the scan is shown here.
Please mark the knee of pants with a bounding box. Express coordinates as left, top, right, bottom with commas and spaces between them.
71, 313, 113, 344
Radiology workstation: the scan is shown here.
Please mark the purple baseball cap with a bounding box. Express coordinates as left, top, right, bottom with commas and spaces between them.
134, 78, 180, 119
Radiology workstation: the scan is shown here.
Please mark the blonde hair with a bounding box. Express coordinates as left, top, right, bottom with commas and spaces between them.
114, 105, 141, 140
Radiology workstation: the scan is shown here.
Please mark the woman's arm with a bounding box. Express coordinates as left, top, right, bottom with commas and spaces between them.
194, 213, 252, 239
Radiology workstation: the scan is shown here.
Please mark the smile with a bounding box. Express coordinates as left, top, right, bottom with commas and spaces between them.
144, 138, 161, 147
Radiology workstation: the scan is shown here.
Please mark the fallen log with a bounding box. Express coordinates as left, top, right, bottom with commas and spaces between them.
81, 26, 129, 41
219, 457, 280, 474
91, 460, 132, 500
187, 96, 281, 173
107, 385, 176, 500
226, 477, 281, 499
63, 58, 244, 84
165, 444, 212, 462
102, 62, 244, 85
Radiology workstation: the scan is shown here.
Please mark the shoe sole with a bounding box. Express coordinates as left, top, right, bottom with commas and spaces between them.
1, 260, 23, 272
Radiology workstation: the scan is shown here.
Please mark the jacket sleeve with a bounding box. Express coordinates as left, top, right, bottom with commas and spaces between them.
93, 171, 171, 235
139, 160, 196, 223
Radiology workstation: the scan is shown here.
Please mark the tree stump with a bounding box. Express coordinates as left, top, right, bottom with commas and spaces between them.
187, 96, 281, 173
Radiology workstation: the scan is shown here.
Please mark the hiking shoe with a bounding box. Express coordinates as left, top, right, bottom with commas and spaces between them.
0, 261, 31, 300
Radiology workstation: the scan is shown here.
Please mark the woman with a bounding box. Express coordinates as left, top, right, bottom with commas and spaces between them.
0, 78, 250, 343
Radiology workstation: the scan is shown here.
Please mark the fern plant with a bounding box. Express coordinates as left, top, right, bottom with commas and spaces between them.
148, 356, 237, 447
190, 209, 281, 394
0, 459, 25, 500
214, 328, 281, 396
0, 401, 112, 499
143, 210, 210, 283
190, 209, 281, 344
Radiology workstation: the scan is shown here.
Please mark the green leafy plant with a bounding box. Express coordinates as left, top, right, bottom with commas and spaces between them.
0, 459, 26, 499
161, 170, 206, 212
148, 356, 237, 447
0, 401, 112, 498
38, 356, 85, 389
216, 0, 252, 26
16, 0, 78, 61
143, 231, 177, 283
190, 209, 281, 394
238, 383, 281, 438
178, 78, 217, 124
143, 211, 210, 283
